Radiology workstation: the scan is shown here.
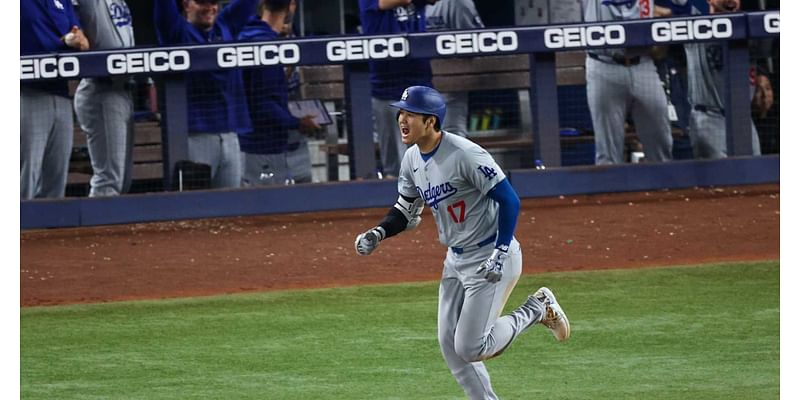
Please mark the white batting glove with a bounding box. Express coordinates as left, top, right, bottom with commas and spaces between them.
477, 246, 509, 283
354, 227, 386, 256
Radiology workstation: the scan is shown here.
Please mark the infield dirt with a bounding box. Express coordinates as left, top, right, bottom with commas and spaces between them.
20, 183, 779, 306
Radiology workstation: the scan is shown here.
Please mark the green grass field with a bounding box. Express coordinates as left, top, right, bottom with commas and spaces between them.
21, 261, 779, 400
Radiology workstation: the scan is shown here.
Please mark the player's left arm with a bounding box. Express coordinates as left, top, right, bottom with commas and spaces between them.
476, 178, 520, 283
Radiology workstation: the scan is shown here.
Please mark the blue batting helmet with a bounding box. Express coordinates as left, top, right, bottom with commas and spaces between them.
390, 86, 446, 128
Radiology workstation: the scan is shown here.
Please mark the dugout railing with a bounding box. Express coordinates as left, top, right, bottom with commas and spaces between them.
20, 11, 780, 229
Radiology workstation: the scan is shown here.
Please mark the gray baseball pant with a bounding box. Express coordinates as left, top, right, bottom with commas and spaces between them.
586, 56, 673, 164
372, 97, 408, 177
688, 109, 761, 159
439, 239, 540, 400
187, 132, 242, 189
241, 131, 312, 186
441, 92, 469, 137
20, 89, 74, 199
74, 79, 134, 197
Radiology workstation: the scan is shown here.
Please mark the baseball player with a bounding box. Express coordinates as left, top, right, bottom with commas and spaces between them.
238, 0, 321, 186
21, 0, 90, 199
426, 0, 485, 137
582, 0, 684, 164
73, 0, 136, 197
354, 86, 570, 399
683, 0, 769, 158
359, 0, 438, 177
154, 0, 257, 188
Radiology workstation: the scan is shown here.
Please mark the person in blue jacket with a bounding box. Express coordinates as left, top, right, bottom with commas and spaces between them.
237, 0, 321, 186
21, 0, 90, 199
154, 0, 257, 188
359, 0, 439, 178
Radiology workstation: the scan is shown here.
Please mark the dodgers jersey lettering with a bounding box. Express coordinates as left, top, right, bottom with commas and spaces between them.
398, 132, 505, 248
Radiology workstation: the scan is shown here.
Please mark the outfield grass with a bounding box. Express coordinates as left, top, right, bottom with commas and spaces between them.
21, 261, 779, 399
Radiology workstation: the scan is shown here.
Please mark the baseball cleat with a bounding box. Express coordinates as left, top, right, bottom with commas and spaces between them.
533, 287, 570, 342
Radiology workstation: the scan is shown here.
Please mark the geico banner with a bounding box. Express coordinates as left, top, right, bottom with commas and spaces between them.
748, 11, 779, 37
107, 50, 191, 74
436, 31, 518, 55
651, 18, 733, 42
217, 44, 301, 67
19, 13, 765, 81
20, 56, 80, 79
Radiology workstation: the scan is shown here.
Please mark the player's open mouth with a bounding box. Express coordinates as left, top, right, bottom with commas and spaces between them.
401, 127, 409, 137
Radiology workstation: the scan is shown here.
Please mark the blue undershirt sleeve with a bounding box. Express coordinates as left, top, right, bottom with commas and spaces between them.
486, 178, 520, 249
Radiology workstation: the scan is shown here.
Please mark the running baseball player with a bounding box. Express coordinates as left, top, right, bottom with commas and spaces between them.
582, 0, 685, 164
354, 86, 570, 399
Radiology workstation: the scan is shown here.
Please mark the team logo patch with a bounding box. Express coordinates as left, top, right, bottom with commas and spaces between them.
401, 89, 409, 101
478, 165, 498, 179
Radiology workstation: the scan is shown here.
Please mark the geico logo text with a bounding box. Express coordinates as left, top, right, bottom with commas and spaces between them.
764, 13, 779, 34
218, 44, 300, 67
107, 50, 190, 74
651, 18, 732, 42
544, 25, 625, 49
326, 37, 407, 61
436, 31, 518, 55
20, 57, 79, 79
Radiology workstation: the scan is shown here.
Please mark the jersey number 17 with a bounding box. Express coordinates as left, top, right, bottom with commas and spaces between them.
447, 200, 466, 223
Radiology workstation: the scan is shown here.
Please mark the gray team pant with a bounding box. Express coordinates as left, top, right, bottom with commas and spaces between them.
74, 78, 134, 197
187, 132, 242, 189
372, 97, 407, 177
688, 109, 761, 159
586, 56, 672, 164
441, 92, 469, 137
20, 89, 74, 199
439, 239, 536, 400
242, 131, 312, 186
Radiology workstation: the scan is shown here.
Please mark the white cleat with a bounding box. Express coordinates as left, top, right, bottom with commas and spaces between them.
533, 287, 570, 342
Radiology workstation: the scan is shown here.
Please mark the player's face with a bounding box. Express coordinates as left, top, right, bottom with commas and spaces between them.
708, 0, 740, 13
397, 110, 434, 146
184, 0, 220, 31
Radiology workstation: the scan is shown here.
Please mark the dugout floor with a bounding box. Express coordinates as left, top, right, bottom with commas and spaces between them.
21, 184, 779, 307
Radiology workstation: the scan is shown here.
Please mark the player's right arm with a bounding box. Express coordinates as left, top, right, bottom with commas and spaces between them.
355, 151, 423, 256
153, 0, 187, 44
354, 194, 425, 256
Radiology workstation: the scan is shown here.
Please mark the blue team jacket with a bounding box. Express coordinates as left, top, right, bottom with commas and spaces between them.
153, 0, 255, 135
359, 0, 433, 100
237, 16, 300, 155
21, 0, 81, 97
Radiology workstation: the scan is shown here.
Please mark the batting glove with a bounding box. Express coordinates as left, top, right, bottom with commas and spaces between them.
477, 246, 509, 283
354, 226, 386, 256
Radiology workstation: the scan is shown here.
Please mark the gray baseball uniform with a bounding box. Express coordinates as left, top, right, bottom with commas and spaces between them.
397, 132, 540, 399
73, 0, 135, 196
583, 0, 673, 164
426, 0, 484, 137
684, 41, 761, 158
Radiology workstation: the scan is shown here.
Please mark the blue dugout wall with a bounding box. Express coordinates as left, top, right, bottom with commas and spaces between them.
20, 11, 780, 230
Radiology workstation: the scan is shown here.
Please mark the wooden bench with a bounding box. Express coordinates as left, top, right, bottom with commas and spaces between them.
68, 119, 165, 193
300, 52, 592, 161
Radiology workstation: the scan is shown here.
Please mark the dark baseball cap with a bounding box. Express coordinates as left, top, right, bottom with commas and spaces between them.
194, 0, 220, 4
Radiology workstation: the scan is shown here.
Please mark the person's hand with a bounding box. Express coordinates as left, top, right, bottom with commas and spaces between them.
64, 26, 90, 51
298, 115, 321, 136
354, 227, 385, 256
654, 5, 672, 17
753, 75, 774, 119
476, 247, 508, 283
